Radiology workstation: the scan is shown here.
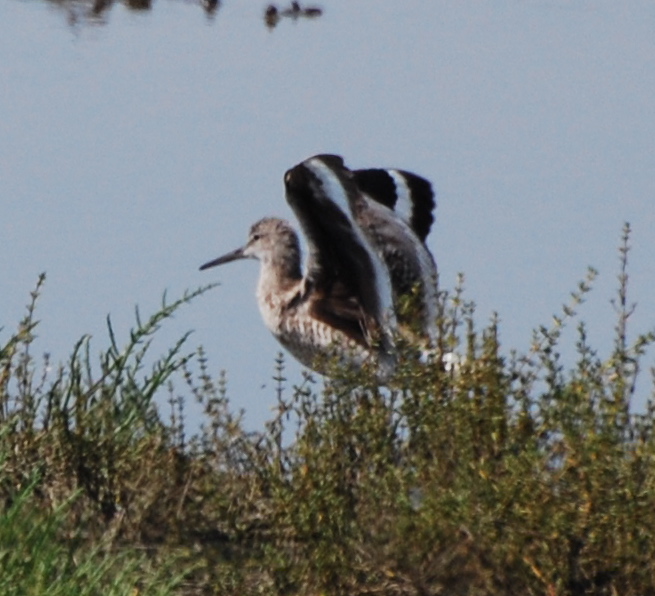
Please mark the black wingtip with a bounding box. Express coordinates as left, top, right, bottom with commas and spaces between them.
353, 168, 397, 210
285, 154, 345, 185
284, 162, 310, 192
401, 170, 436, 242
353, 167, 436, 242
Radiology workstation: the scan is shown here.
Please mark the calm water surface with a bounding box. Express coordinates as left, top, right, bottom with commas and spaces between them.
2, 0, 655, 429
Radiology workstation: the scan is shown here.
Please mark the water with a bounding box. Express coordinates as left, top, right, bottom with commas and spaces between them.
2, 0, 654, 430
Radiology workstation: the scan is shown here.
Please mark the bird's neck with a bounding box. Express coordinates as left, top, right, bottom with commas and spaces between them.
256, 253, 303, 316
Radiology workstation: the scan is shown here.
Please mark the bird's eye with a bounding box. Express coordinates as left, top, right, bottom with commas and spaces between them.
252, 234, 261, 242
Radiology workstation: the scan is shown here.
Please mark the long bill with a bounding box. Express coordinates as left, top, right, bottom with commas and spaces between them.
199, 246, 247, 271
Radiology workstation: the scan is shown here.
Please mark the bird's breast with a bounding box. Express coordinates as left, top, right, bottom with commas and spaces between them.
256, 287, 371, 373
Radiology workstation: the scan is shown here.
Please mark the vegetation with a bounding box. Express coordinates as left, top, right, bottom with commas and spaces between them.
1, 223, 654, 595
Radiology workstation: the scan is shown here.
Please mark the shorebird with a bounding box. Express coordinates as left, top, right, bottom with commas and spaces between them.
200, 154, 438, 379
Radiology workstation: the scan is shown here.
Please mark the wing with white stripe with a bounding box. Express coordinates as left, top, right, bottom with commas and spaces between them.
353, 167, 436, 243
284, 155, 397, 348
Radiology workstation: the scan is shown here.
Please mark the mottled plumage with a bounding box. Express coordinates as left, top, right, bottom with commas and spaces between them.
200, 154, 438, 379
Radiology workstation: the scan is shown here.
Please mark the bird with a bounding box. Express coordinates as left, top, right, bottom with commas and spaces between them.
200, 154, 438, 380
264, 5, 280, 28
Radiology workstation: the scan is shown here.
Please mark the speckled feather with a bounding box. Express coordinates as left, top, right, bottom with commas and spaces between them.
200, 154, 439, 378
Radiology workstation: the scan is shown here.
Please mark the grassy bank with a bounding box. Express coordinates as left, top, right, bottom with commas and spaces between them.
1, 224, 654, 595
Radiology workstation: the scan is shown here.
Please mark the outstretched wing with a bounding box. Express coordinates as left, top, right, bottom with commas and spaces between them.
352, 166, 438, 344
353, 167, 436, 243
284, 155, 396, 348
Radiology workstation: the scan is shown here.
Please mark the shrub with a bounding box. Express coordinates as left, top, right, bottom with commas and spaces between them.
1, 224, 654, 595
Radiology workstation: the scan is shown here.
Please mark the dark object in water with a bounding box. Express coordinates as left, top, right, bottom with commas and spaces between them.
282, 1, 322, 18
124, 0, 151, 10
202, 0, 220, 15
265, 4, 280, 28
266, 1, 322, 25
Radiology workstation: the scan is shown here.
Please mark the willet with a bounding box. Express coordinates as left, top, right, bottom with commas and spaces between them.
200, 154, 438, 379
